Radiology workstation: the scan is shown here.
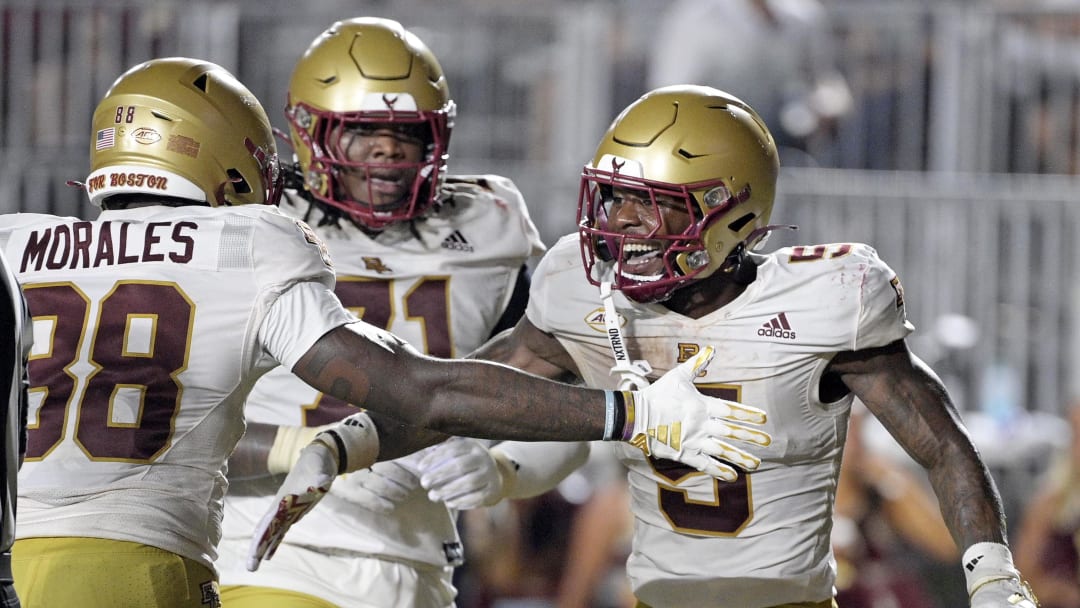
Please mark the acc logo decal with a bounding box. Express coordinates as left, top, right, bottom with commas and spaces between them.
132, 127, 161, 145
584, 307, 627, 333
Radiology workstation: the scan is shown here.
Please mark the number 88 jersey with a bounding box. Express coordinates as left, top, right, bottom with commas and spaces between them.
526, 237, 913, 608
0, 205, 343, 571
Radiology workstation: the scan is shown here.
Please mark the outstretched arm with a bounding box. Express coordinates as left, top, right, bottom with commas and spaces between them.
247, 317, 773, 571
293, 321, 604, 442
231, 318, 580, 481
289, 317, 768, 475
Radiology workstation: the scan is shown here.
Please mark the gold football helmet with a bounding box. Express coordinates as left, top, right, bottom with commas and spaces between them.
577, 85, 780, 303
286, 17, 455, 229
86, 57, 281, 208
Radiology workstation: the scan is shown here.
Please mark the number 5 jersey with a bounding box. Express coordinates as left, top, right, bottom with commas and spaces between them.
526, 236, 913, 608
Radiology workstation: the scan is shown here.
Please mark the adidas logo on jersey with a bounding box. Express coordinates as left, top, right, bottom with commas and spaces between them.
758, 312, 796, 340
441, 230, 474, 252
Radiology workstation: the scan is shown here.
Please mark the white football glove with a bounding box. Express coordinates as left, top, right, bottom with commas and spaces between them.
247, 413, 378, 571
970, 579, 1039, 608
624, 346, 771, 481
964, 542, 1039, 608
333, 459, 423, 514
417, 437, 506, 510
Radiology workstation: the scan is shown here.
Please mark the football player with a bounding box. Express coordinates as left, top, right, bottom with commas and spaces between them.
270, 85, 1039, 608
0, 60, 770, 608
505, 85, 1038, 608
214, 18, 588, 608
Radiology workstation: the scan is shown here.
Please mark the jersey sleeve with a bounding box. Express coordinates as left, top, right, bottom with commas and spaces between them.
525, 235, 580, 334
443, 175, 546, 260
258, 281, 353, 371
853, 245, 915, 350
479, 175, 547, 259
246, 207, 345, 369
250, 209, 336, 293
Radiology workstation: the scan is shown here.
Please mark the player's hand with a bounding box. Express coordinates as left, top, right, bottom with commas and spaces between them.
969, 577, 1038, 608
333, 460, 422, 514
627, 346, 771, 480
417, 437, 505, 510
247, 412, 379, 571
246, 439, 338, 571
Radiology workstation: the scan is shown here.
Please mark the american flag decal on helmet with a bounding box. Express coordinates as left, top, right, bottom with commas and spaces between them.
95, 128, 115, 150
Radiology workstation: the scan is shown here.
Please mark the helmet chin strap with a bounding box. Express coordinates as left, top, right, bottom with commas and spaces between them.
600, 280, 652, 390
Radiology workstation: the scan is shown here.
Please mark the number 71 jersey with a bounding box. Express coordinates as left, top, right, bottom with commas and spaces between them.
526, 237, 914, 608
220, 175, 545, 573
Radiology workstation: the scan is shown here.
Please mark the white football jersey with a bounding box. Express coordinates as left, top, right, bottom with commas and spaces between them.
527, 236, 913, 608
0, 205, 349, 572
218, 176, 545, 593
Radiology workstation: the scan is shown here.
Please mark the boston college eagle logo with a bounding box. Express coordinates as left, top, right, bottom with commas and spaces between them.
362, 257, 393, 274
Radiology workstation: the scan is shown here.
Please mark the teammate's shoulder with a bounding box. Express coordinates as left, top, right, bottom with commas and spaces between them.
235, 206, 334, 269
769, 242, 886, 270
437, 174, 545, 256
756, 242, 899, 298
548, 233, 580, 254
534, 234, 582, 274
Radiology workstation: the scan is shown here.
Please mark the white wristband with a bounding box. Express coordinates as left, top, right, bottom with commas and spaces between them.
603, 390, 617, 440
312, 412, 379, 475
962, 542, 1020, 598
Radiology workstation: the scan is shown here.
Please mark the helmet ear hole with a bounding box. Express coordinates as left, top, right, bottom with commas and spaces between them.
227, 169, 253, 194
727, 212, 756, 233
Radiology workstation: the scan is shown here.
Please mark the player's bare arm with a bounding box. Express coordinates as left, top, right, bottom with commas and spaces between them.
470, 318, 581, 382
828, 338, 1007, 550
293, 322, 606, 442
230, 319, 592, 483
